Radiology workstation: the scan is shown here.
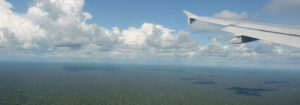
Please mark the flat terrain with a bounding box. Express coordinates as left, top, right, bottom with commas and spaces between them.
0, 62, 299, 105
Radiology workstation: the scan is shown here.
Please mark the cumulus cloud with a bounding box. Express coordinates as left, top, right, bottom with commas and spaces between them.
145, 24, 197, 49
0, 0, 299, 68
25, 0, 122, 52
0, 0, 199, 57
209, 34, 235, 41
266, 0, 300, 13
0, 0, 46, 50
183, 38, 299, 68
190, 10, 248, 32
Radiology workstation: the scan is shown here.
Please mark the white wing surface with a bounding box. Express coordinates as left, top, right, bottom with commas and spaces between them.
183, 10, 300, 48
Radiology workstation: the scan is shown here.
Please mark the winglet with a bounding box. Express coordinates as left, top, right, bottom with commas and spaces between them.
183, 10, 198, 24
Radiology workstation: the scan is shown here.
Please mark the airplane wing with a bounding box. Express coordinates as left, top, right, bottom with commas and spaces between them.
183, 10, 300, 48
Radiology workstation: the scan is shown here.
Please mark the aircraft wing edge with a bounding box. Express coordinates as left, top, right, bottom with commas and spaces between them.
223, 26, 300, 48
183, 10, 300, 48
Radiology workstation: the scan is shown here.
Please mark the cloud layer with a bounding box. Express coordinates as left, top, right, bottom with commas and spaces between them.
0, 0, 299, 68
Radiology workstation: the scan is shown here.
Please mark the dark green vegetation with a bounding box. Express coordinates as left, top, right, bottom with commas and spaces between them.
0, 62, 300, 105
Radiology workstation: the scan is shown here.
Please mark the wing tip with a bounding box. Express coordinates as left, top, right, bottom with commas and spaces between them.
183, 10, 197, 24
183, 10, 193, 17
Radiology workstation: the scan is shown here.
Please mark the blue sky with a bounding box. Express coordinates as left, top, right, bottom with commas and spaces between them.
8, 0, 300, 28
72, 0, 300, 29
1, 0, 300, 68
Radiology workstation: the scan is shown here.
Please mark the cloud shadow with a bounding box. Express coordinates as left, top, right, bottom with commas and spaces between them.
229, 87, 276, 96
181, 78, 204, 81
264, 81, 290, 85
192, 81, 217, 85
63, 65, 117, 72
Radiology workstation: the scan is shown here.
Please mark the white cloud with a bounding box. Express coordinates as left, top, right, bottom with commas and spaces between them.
0, 0, 46, 50
266, 0, 300, 13
209, 34, 234, 41
0, 0, 12, 9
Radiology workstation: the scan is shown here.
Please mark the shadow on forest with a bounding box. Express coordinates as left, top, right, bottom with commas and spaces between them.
63, 65, 117, 72
192, 81, 217, 85
264, 81, 290, 85
181, 78, 204, 81
229, 87, 276, 96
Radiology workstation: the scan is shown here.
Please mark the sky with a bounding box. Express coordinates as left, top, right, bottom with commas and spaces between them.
0, 0, 300, 69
